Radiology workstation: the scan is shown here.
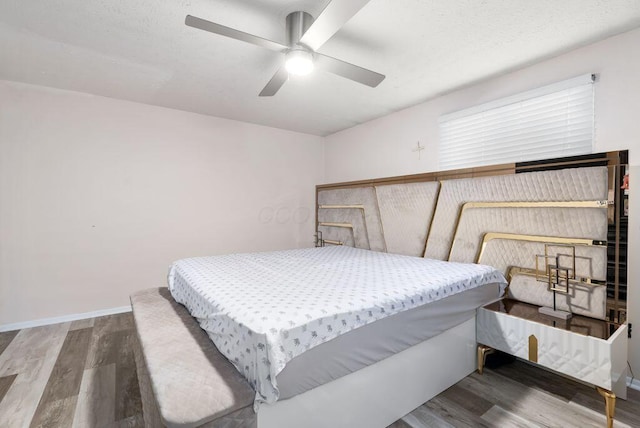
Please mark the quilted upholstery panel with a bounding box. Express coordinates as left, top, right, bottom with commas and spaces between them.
507, 274, 607, 319
375, 182, 440, 256
424, 166, 608, 259
318, 188, 386, 251
479, 236, 607, 319
477, 308, 617, 390
318, 208, 369, 249
449, 207, 607, 263
131, 288, 256, 428
479, 238, 607, 281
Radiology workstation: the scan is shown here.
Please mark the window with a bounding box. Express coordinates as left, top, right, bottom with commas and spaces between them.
438, 74, 595, 170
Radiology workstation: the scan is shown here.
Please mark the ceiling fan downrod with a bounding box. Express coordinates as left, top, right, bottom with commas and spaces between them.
286, 11, 313, 47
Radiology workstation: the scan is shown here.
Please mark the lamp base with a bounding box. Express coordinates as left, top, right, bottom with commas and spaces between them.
538, 306, 572, 320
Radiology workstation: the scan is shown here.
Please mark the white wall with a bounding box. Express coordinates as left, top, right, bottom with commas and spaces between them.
325, 29, 640, 378
0, 80, 324, 326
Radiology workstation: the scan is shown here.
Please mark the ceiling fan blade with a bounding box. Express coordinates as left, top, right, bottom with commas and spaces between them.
259, 67, 289, 96
315, 54, 384, 88
185, 15, 287, 52
299, 0, 371, 51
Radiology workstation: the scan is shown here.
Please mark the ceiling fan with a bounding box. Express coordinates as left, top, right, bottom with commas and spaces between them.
185, 0, 385, 96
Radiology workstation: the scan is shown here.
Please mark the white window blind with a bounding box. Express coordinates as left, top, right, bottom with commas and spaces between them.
439, 74, 595, 170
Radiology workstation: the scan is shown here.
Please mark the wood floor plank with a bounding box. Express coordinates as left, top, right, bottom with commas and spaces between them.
0, 330, 19, 358
424, 395, 492, 427
490, 360, 592, 402
480, 405, 540, 428
93, 313, 133, 336
400, 408, 455, 428
86, 330, 125, 369
72, 364, 116, 428
0, 322, 70, 376
116, 329, 136, 367
69, 318, 95, 331
499, 360, 640, 427
113, 413, 144, 428
571, 391, 640, 428
38, 328, 93, 400
387, 418, 414, 428
30, 327, 92, 427
0, 323, 70, 427
115, 363, 142, 421
114, 330, 142, 421
29, 396, 78, 428
566, 399, 634, 428
440, 383, 493, 416
459, 370, 608, 428
0, 374, 17, 404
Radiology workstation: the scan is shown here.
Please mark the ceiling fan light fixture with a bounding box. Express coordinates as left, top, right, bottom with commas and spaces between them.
186, 1, 385, 96
285, 49, 314, 76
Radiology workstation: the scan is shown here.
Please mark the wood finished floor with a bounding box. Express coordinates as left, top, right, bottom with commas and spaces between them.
0, 313, 638, 428
0, 313, 142, 427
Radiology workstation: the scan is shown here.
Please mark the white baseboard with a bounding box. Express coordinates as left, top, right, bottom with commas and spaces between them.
0, 305, 132, 332
628, 376, 640, 392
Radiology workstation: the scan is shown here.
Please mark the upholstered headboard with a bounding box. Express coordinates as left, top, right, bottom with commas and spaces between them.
316, 151, 628, 323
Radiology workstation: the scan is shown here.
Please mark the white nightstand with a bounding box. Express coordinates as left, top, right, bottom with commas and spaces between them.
477, 299, 628, 428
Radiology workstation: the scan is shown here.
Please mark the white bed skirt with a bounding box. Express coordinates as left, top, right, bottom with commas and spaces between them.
258, 316, 477, 428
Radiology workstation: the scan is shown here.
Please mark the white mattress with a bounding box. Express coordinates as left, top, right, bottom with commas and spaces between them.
168, 246, 506, 409
275, 281, 501, 400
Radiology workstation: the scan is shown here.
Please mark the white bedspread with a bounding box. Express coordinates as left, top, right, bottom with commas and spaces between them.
168, 246, 506, 409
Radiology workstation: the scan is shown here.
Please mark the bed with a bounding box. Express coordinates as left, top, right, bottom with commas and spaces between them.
133, 150, 627, 428
168, 246, 506, 411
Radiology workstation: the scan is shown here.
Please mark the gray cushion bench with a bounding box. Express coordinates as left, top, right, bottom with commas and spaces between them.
130, 288, 257, 428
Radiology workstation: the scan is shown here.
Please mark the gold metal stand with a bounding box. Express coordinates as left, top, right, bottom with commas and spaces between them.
596, 387, 616, 428
477, 344, 495, 375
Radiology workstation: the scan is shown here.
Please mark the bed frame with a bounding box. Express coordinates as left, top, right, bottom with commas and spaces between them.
133, 151, 628, 427
302, 150, 627, 427
259, 318, 476, 427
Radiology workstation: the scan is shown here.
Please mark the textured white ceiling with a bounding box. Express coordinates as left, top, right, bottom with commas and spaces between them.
1, 0, 639, 136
